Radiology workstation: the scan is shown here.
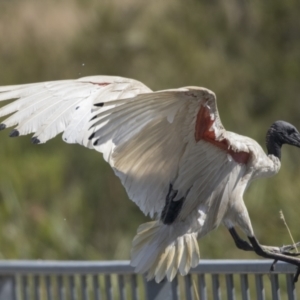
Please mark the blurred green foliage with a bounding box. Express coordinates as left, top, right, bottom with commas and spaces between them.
0, 0, 300, 262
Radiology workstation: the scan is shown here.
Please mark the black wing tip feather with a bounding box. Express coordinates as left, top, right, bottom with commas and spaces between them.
94, 102, 104, 107
31, 137, 41, 144
90, 115, 97, 121
0, 123, 6, 131
9, 129, 19, 137
88, 132, 95, 140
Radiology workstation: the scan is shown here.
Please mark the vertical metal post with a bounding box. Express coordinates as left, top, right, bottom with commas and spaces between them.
131, 275, 138, 300
225, 274, 235, 300
240, 274, 250, 300
255, 274, 265, 300
286, 274, 296, 300
198, 274, 206, 300
0, 275, 16, 300
212, 274, 221, 300
270, 274, 280, 300
144, 278, 174, 300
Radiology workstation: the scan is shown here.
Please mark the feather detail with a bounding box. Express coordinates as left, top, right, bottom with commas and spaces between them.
131, 221, 200, 283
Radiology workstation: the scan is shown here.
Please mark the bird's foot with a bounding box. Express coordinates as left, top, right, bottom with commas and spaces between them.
259, 241, 300, 256
280, 242, 300, 255
248, 237, 300, 283
229, 227, 300, 255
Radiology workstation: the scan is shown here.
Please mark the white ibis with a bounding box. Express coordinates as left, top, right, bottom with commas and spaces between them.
0, 76, 300, 283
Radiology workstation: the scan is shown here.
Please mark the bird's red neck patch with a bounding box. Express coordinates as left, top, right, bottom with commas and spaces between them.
195, 105, 250, 164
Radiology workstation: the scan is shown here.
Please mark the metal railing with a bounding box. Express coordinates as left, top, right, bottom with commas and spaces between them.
0, 260, 298, 300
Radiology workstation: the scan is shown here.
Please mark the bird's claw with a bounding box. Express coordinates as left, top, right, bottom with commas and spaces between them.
269, 258, 300, 283
279, 241, 300, 257
267, 242, 300, 283
294, 267, 300, 283
270, 259, 278, 272
264, 241, 300, 256
280, 241, 300, 253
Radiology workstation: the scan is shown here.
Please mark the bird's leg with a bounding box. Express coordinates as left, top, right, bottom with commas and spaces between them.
228, 227, 253, 251
226, 204, 300, 281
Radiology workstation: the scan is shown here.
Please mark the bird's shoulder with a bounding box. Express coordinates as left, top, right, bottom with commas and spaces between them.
224, 131, 281, 179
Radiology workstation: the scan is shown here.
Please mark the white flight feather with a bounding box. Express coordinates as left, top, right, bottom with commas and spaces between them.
1, 94, 55, 127
33, 98, 83, 143
63, 103, 94, 147
35, 88, 106, 143
16, 97, 75, 135
0, 83, 46, 100
0, 90, 51, 117
0, 82, 44, 93
0, 83, 92, 129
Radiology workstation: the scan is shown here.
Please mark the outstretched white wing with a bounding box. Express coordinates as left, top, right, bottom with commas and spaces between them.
0, 76, 151, 147
0, 76, 250, 225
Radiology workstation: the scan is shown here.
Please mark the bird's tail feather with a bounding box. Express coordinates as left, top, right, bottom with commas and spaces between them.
131, 221, 200, 283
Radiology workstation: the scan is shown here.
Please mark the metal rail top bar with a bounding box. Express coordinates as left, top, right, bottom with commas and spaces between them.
0, 260, 296, 275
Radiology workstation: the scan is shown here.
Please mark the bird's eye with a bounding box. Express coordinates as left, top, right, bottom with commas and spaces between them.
288, 128, 296, 135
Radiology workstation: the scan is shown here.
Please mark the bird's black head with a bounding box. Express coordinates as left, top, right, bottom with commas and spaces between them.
266, 120, 300, 159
